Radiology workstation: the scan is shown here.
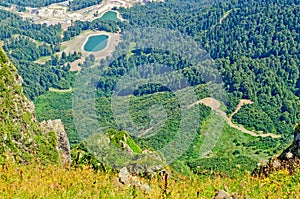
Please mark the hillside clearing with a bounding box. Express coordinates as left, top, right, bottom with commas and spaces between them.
188, 97, 280, 138
61, 30, 120, 71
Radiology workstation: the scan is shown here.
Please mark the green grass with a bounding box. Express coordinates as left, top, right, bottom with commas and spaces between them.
60, 45, 68, 51
34, 83, 285, 175
126, 42, 136, 59
182, 109, 289, 177
34, 91, 79, 147
106, 129, 142, 153
34, 56, 51, 64
49, 87, 73, 93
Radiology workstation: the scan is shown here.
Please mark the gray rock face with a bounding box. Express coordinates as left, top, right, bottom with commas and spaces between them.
119, 167, 131, 185
118, 167, 151, 191
120, 141, 134, 155
213, 190, 232, 199
41, 119, 71, 165
15, 73, 23, 86
126, 150, 165, 177
253, 123, 300, 176
24, 99, 35, 115
277, 123, 300, 161
294, 124, 300, 157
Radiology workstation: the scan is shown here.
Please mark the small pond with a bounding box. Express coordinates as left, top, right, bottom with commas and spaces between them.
84, 35, 109, 52
98, 10, 121, 22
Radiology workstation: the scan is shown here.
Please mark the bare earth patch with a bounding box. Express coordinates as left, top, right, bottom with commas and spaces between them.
219, 10, 232, 24
229, 99, 253, 120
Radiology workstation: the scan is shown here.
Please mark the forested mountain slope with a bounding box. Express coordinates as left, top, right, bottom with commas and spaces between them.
0, 9, 72, 99
201, 0, 300, 135
117, 0, 300, 136
68, 0, 102, 11
30, 0, 300, 174
0, 0, 298, 174
0, 8, 120, 99
1, 1, 300, 197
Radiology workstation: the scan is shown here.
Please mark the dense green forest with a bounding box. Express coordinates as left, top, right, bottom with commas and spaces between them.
0, 9, 88, 99
116, 0, 300, 136
0, 9, 67, 99
200, 0, 300, 136
63, 19, 119, 41
68, 0, 102, 11
34, 91, 79, 146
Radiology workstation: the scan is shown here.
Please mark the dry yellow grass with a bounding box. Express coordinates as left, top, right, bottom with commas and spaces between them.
1, 162, 300, 198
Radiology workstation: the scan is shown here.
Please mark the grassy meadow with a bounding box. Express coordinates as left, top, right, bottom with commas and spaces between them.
1, 162, 300, 198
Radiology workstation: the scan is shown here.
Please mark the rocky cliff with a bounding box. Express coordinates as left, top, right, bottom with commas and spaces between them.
0, 47, 69, 164
254, 123, 300, 176
41, 119, 71, 165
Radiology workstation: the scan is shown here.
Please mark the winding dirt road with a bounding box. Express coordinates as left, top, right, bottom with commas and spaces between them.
188, 97, 281, 138
229, 99, 253, 120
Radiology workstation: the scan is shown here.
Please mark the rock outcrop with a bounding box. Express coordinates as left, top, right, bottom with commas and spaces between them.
126, 149, 165, 177
0, 47, 65, 164
118, 167, 151, 191
41, 119, 71, 165
214, 190, 233, 199
253, 123, 300, 176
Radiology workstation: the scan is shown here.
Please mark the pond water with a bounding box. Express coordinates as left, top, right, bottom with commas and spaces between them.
98, 11, 121, 22
83, 35, 109, 52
